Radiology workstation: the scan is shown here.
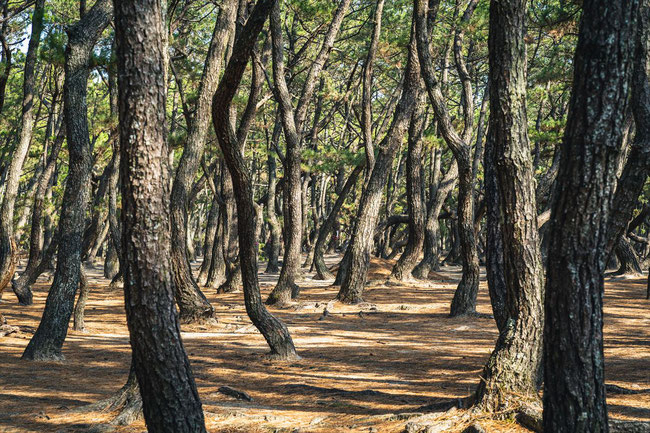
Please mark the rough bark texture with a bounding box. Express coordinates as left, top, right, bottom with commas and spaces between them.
337, 23, 420, 304
475, 0, 543, 410
212, 0, 297, 359
114, 0, 207, 428
391, 96, 426, 281
22, 0, 112, 361
414, 0, 480, 316
0, 0, 45, 297
72, 270, 89, 332
12, 116, 65, 305
265, 120, 282, 274
543, 1, 639, 431
613, 236, 643, 275
267, 0, 351, 305
169, 0, 236, 323
313, 166, 362, 280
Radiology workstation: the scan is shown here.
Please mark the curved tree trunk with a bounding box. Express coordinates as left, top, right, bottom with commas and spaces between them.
543, 1, 639, 430
613, 236, 643, 276
0, 0, 45, 297
12, 114, 65, 305
72, 270, 89, 332
475, 0, 543, 410
22, 0, 112, 361
169, 0, 236, 323
313, 166, 362, 280
265, 127, 282, 273
391, 96, 426, 281
337, 24, 421, 304
114, 0, 207, 428
212, 0, 297, 359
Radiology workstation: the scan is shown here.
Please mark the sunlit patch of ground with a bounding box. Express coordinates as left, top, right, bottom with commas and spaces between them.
1, 255, 648, 432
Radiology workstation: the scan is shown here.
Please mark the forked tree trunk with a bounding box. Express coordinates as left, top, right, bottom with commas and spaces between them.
337, 24, 421, 304
543, 1, 639, 431
0, 0, 45, 297
22, 0, 112, 361
114, 0, 207, 428
169, 0, 236, 323
391, 97, 426, 281
212, 0, 297, 359
475, 0, 543, 410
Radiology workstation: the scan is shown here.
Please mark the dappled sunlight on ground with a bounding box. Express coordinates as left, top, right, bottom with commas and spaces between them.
0, 255, 648, 432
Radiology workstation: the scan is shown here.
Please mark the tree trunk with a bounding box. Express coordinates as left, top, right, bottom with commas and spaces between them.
73, 270, 89, 332
543, 1, 638, 431
0, 0, 45, 296
415, 0, 480, 316
13, 114, 65, 305
267, 0, 351, 305
265, 124, 282, 273
22, 0, 112, 361
114, 0, 207, 428
391, 96, 426, 281
197, 196, 219, 284
613, 236, 643, 276
313, 166, 362, 280
212, 0, 297, 359
475, 0, 544, 410
169, 0, 236, 323
337, 23, 421, 304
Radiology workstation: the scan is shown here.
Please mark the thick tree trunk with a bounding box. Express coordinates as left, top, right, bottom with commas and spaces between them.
0, 0, 45, 296
313, 166, 362, 280
169, 0, 236, 323
337, 24, 421, 304
391, 97, 426, 281
475, 0, 544, 410
212, 0, 297, 359
543, 2, 638, 431
22, 0, 112, 361
114, 0, 207, 428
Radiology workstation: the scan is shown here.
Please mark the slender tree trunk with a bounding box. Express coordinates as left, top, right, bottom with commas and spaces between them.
0, 0, 45, 297
169, 0, 236, 323
337, 24, 421, 304
73, 270, 89, 332
475, 0, 543, 409
313, 166, 362, 280
212, 0, 297, 359
415, 0, 480, 316
22, 0, 112, 361
12, 115, 65, 304
197, 196, 219, 284
265, 125, 282, 273
114, 0, 207, 428
543, 2, 639, 431
391, 96, 426, 281
267, 0, 351, 305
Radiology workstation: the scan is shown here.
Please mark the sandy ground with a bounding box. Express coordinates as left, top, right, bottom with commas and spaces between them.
0, 255, 649, 432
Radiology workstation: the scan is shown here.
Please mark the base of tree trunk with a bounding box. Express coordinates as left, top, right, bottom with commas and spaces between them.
73, 367, 142, 426
217, 262, 242, 294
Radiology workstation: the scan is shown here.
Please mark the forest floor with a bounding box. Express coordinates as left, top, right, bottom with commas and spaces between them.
1, 255, 649, 432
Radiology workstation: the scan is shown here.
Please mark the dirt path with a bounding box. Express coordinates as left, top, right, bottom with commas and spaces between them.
1, 256, 649, 432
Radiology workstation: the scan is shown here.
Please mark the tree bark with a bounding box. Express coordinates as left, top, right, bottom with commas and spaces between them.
391, 95, 427, 281
313, 166, 362, 280
114, 0, 207, 428
475, 0, 544, 410
73, 270, 89, 332
543, 1, 639, 431
22, 0, 112, 361
169, 0, 236, 323
265, 119, 283, 273
337, 22, 421, 304
267, 0, 351, 305
613, 236, 643, 276
414, 0, 480, 316
0, 0, 45, 296
212, 0, 297, 359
